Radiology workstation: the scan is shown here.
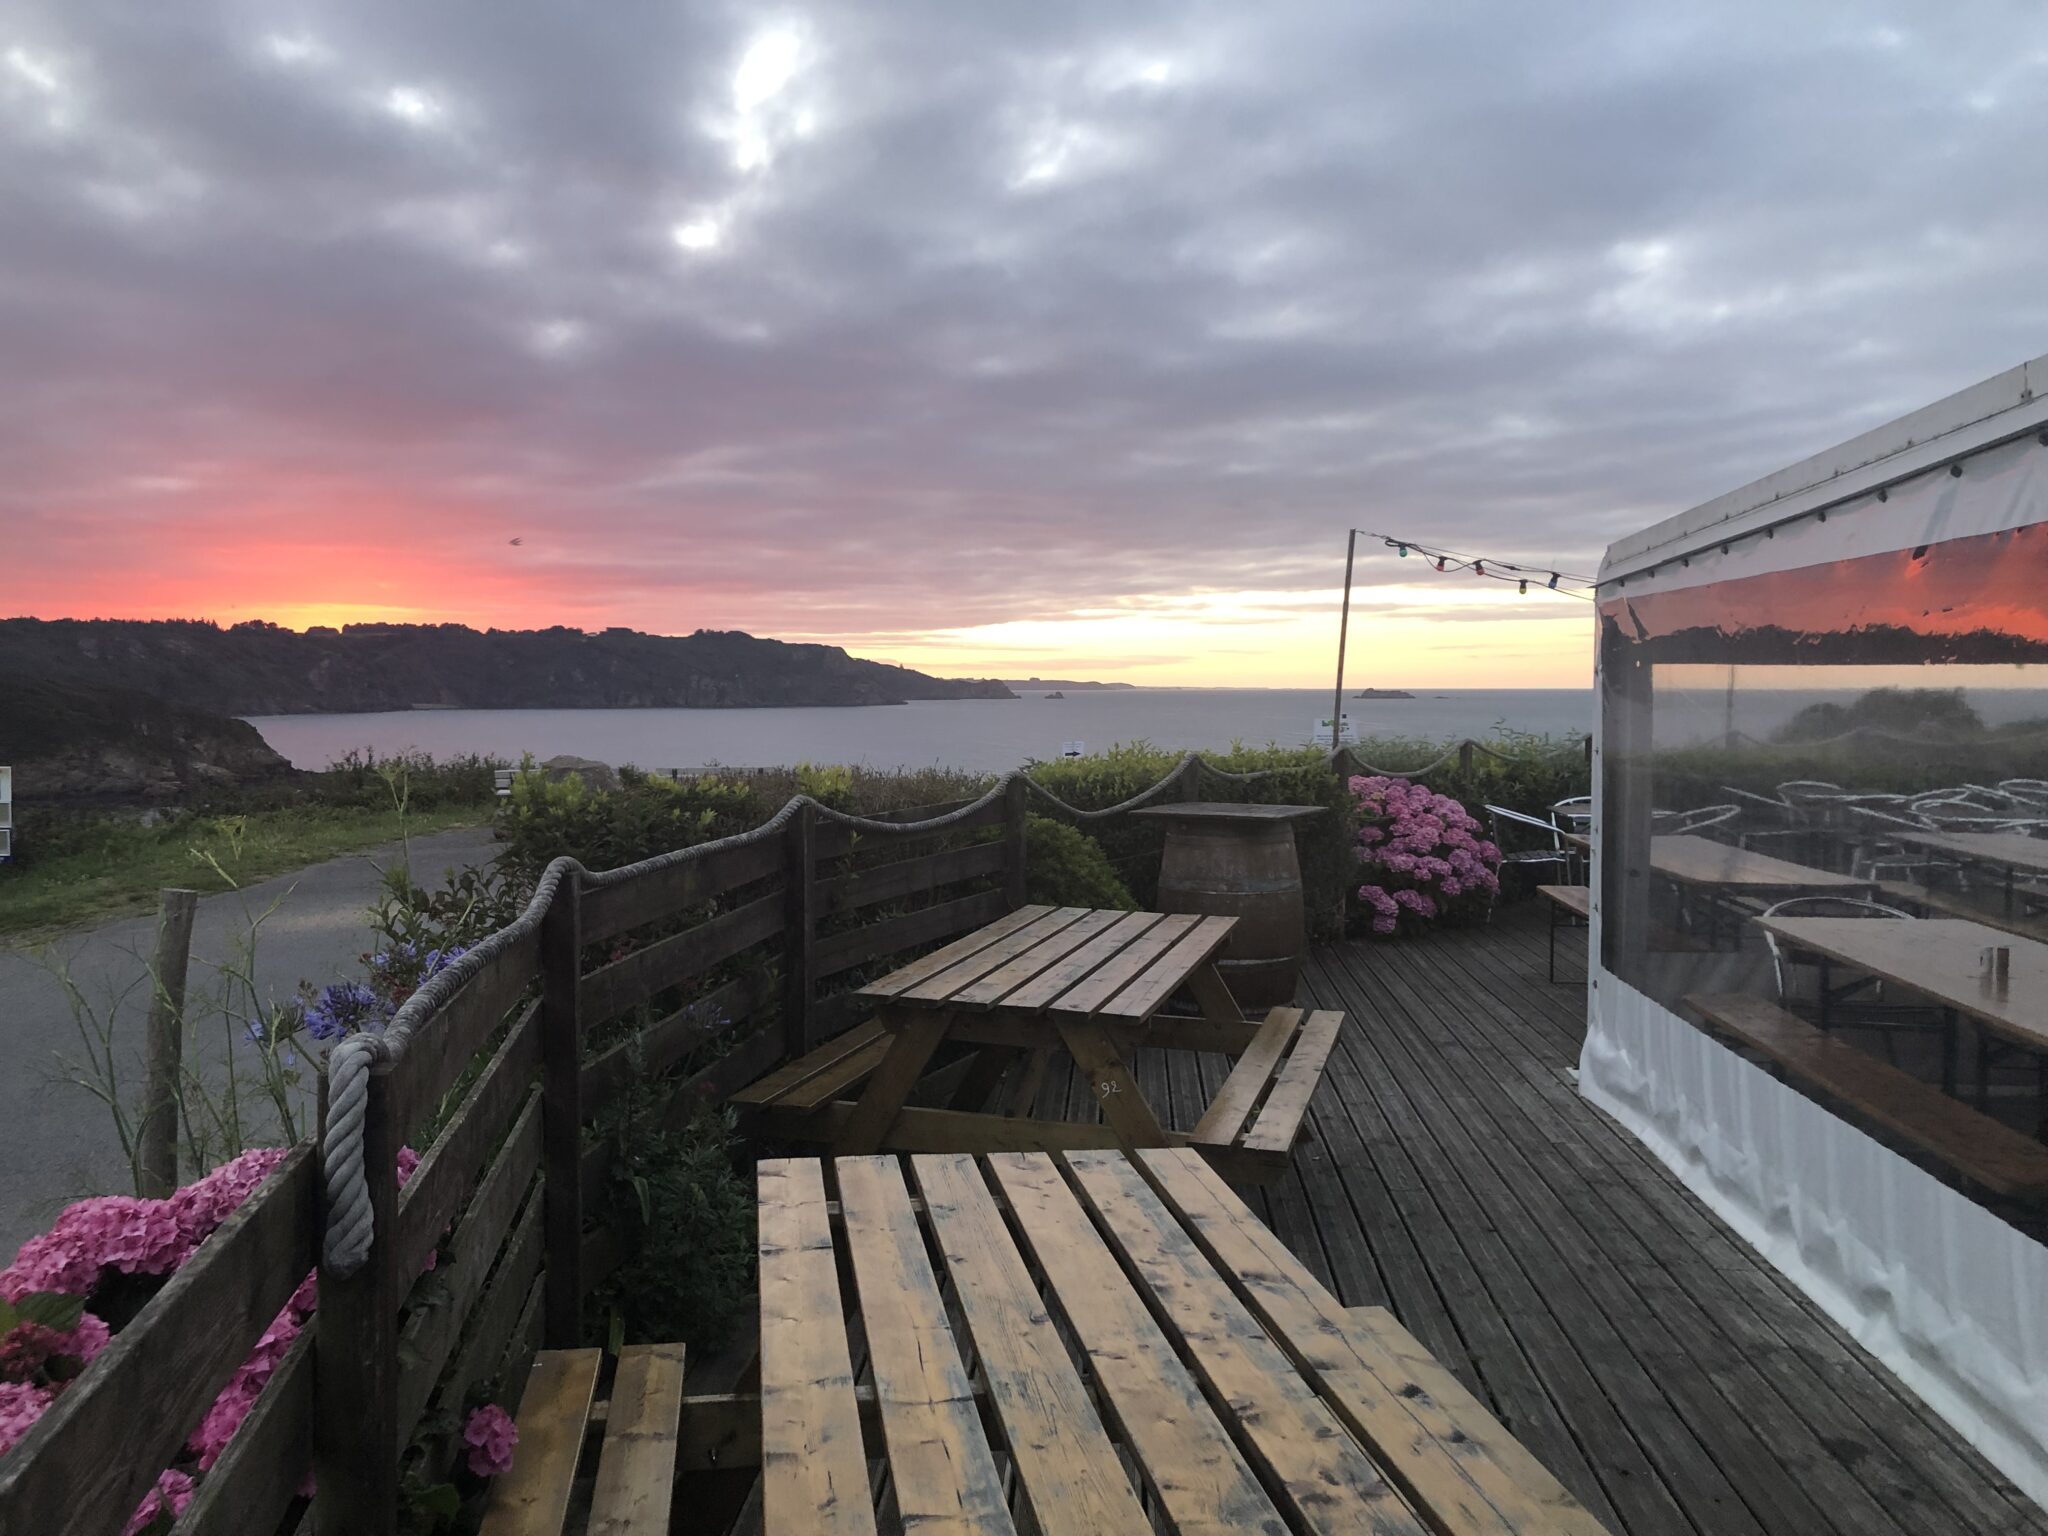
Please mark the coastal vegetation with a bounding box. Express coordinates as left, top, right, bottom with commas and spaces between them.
0, 616, 1011, 716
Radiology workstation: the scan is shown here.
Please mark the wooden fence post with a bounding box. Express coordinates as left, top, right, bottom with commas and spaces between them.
1002, 776, 1028, 911
138, 887, 198, 1198
314, 1062, 401, 1535
538, 873, 584, 1349
1458, 740, 1476, 780
782, 803, 816, 1055
1180, 756, 1205, 802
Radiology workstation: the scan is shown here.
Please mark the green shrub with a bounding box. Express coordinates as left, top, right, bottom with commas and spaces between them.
1023, 815, 1135, 909
494, 763, 771, 888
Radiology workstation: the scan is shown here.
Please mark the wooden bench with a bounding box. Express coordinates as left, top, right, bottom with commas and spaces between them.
733, 1005, 1341, 1182
478, 1343, 686, 1535
1190, 1006, 1343, 1169
1537, 883, 1589, 981
1684, 994, 2048, 1203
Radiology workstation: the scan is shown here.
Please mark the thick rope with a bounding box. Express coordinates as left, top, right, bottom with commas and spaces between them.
319, 737, 1584, 1272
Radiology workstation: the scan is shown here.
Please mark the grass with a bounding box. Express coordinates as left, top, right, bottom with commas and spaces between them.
0, 803, 491, 941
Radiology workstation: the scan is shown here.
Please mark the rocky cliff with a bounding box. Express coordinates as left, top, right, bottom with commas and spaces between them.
0, 619, 1015, 715
0, 677, 294, 800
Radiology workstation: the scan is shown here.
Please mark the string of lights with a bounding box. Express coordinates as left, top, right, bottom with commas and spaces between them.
1355, 529, 1599, 600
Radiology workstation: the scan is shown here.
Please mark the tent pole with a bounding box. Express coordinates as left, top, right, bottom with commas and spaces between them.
1331, 528, 1357, 753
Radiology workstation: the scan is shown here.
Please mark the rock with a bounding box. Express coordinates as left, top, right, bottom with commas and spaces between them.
539, 755, 620, 794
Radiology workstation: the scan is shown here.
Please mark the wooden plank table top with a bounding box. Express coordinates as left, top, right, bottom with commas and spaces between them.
1641, 834, 1870, 891
757, 1150, 1612, 1536
1891, 827, 2048, 876
857, 903, 1235, 1022
1751, 915, 2048, 1053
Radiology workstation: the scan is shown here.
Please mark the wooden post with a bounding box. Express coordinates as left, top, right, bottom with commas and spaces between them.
1458, 740, 1476, 783
538, 873, 585, 1349
314, 1061, 401, 1535
1180, 756, 1205, 802
782, 803, 816, 1055
1001, 776, 1028, 911
138, 888, 197, 1198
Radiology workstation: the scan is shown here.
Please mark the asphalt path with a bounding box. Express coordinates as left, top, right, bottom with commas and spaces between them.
0, 825, 500, 1256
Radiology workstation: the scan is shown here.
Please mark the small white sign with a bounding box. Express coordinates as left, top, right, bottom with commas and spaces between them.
1060, 740, 1086, 759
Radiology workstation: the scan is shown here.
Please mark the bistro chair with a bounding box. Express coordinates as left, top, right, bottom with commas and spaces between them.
1550, 795, 1592, 836
1760, 895, 1939, 1063
1485, 803, 1579, 886
1653, 804, 1741, 835
1848, 804, 1970, 887
1718, 784, 1811, 853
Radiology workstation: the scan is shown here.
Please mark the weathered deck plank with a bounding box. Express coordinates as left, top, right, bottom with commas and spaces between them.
1020, 904, 2047, 1536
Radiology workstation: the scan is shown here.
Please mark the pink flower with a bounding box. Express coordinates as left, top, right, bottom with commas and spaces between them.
122, 1469, 193, 1536
0, 1380, 52, 1454
464, 1403, 518, 1478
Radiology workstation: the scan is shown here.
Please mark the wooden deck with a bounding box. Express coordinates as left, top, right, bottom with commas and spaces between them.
1020, 904, 2048, 1536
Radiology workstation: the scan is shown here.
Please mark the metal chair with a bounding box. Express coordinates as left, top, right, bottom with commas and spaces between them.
1847, 805, 1969, 886
1485, 804, 1578, 886
1653, 804, 1740, 835
1550, 795, 1592, 836
1717, 785, 1810, 853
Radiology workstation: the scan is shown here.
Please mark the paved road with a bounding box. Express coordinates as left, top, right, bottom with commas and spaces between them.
0, 825, 501, 1256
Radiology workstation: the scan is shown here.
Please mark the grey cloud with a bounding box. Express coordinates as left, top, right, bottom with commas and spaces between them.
3, 0, 2046, 647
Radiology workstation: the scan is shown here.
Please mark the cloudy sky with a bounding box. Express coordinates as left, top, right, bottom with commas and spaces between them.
3, 1, 2045, 686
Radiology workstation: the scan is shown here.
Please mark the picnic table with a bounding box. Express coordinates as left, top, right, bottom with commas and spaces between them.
1889, 828, 2048, 915
757, 1148, 1611, 1535
1573, 833, 1872, 947
1752, 914, 2048, 1122
734, 904, 1342, 1179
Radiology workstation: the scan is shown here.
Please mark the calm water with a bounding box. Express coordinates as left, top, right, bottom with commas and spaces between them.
245, 688, 1595, 773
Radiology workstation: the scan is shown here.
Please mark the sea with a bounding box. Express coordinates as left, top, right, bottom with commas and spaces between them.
244, 688, 1595, 774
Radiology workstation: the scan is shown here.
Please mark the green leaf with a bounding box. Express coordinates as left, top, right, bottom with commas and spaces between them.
15, 1292, 85, 1332
415, 1482, 460, 1522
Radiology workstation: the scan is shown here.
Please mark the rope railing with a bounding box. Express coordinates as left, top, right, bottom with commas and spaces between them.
319, 735, 1586, 1271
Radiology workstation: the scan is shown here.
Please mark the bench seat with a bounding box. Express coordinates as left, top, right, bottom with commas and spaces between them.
479, 1343, 686, 1536
729, 1021, 890, 1113
1192, 1007, 1344, 1173
1684, 993, 2048, 1202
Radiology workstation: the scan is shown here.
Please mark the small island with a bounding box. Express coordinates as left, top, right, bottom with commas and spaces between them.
1353, 687, 1416, 699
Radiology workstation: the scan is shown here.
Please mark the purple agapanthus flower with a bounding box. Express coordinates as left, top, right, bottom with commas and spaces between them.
303, 980, 388, 1041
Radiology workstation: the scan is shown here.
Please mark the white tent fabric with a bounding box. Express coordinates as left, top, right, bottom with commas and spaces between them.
1581, 356, 2048, 1509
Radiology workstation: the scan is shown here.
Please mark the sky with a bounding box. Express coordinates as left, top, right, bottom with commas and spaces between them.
3, 2, 2046, 688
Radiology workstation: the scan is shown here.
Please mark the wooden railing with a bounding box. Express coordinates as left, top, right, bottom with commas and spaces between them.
0, 740, 1589, 1535
0, 783, 1025, 1536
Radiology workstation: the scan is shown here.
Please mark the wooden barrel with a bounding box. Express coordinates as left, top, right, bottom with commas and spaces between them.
1138, 804, 1323, 1010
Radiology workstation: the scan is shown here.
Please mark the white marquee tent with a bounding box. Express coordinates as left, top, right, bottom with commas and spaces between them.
1583, 353, 2048, 1506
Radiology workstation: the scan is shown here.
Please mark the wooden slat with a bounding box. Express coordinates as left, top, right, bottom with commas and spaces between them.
1538, 884, 1591, 920
1094, 916, 1238, 1021
985, 1154, 1291, 1536
778, 1035, 893, 1112
813, 796, 1004, 859
1045, 913, 1201, 1016
581, 893, 784, 1023
833, 1012, 955, 1153
1055, 1152, 1426, 1535
389, 936, 541, 1138
817, 889, 1015, 981
908, 1153, 1152, 1535
817, 839, 1009, 919
477, 1348, 603, 1536
175, 1324, 313, 1536
581, 833, 787, 943
731, 1021, 888, 1107
996, 910, 1167, 1012
1131, 1147, 1610, 1536
1241, 1009, 1344, 1155
398, 1100, 544, 1436
900, 907, 1095, 1003
588, 1342, 688, 1536
397, 1003, 542, 1284
422, 1192, 546, 1478
758, 1158, 877, 1535
582, 972, 770, 1116
0, 1145, 318, 1536
1192, 1007, 1302, 1145
949, 909, 1131, 1008
837, 1157, 1016, 1534
854, 902, 1053, 996
769, 1101, 1151, 1154
661, 1026, 784, 1122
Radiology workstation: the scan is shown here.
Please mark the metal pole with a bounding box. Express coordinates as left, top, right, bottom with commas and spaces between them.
1331, 529, 1358, 753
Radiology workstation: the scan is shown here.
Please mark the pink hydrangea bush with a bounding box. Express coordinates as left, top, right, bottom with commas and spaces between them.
0, 1144, 434, 1532
1349, 775, 1502, 935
